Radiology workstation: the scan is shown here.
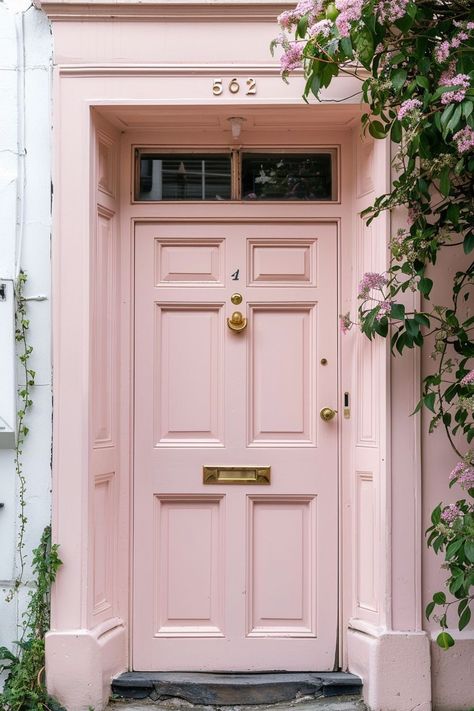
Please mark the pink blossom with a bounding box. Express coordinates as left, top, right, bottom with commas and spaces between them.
435, 41, 450, 64
376, 0, 409, 24
277, 0, 324, 29
280, 42, 304, 73
453, 127, 474, 155
339, 312, 352, 334
461, 370, 474, 385
450, 461, 474, 490
441, 503, 462, 523
376, 300, 392, 320
438, 64, 471, 105
335, 0, 363, 37
397, 98, 422, 120
309, 19, 333, 38
358, 272, 387, 297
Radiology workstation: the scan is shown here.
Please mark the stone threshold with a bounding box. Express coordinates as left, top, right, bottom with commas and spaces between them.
111, 672, 363, 707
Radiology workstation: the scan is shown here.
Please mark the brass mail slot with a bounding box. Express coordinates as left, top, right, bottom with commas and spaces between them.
203, 466, 271, 485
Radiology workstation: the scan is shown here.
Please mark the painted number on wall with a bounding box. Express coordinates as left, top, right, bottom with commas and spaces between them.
212, 78, 257, 96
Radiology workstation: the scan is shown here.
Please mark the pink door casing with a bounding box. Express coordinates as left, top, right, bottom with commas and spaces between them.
133, 221, 338, 671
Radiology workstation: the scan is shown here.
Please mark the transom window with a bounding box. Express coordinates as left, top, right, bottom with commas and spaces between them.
135, 149, 337, 202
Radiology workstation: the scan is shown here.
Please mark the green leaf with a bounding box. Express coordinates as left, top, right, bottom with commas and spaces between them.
425, 601, 435, 620
465, 540, 474, 563
463, 232, 474, 254
405, 318, 420, 337
390, 303, 405, 320
440, 167, 451, 197
446, 104, 462, 134
416, 75, 429, 90
390, 119, 402, 143
437, 632, 455, 650
296, 14, 309, 38
340, 37, 354, 59
446, 538, 464, 559
433, 591, 446, 605
424, 393, 436, 412
459, 606, 471, 631
414, 313, 430, 328
418, 277, 433, 297
369, 120, 386, 139
391, 68, 407, 91
355, 26, 374, 70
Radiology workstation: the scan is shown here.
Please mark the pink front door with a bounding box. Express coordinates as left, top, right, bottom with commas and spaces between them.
133, 221, 338, 671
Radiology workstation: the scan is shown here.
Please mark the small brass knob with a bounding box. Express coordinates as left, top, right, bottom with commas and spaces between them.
231, 293, 243, 305
320, 407, 337, 422
227, 311, 247, 332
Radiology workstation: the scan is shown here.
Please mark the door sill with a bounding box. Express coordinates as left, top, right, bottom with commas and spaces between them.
111, 671, 362, 705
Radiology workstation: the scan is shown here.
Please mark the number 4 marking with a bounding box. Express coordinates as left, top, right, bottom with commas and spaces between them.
231, 269, 240, 281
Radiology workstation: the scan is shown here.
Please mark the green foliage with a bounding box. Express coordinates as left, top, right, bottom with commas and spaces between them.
7, 272, 36, 602
0, 527, 63, 711
275, 0, 474, 646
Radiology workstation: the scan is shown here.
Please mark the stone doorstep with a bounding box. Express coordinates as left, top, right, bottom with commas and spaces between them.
111, 673, 363, 707
107, 693, 366, 711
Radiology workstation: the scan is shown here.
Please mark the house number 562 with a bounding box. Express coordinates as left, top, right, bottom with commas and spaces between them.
212, 78, 257, 96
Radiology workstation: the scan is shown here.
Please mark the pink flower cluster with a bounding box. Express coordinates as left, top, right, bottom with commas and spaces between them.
278, 0, 323, 29
436, 22, 474, 64
309, 18, 333, 38
376, 0, 408, 25
397, 98, 422, 121
461, 369, 474, 385
438, 64, 471, 105
441, 503, 462, 523
335, 0, 363, 38
450, 461, 474, 490
376, 300, 392, 320
453, 127, 474, 155
280, 42, 304, 73
358, 271, 387, 297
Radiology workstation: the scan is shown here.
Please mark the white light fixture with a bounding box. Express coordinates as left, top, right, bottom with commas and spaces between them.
227, 117, 245, 140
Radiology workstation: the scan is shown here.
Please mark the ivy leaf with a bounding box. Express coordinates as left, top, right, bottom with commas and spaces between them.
437, 632, 455, 650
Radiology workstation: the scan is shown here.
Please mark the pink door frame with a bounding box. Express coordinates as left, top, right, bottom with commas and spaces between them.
40, 6, 431, 707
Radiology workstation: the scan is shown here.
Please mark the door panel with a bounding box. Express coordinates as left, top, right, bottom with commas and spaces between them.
133, 222, 338, 671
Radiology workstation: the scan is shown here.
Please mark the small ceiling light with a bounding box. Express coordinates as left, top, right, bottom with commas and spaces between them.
228, 117, 245, 140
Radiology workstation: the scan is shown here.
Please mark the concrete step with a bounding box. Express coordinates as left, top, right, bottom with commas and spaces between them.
111, 672, 363, 707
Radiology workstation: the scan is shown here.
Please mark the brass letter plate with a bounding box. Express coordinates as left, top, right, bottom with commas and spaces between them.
203, 466, 271, 485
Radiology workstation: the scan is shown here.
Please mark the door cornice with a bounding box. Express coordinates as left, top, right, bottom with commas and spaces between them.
38, 1, 291, 22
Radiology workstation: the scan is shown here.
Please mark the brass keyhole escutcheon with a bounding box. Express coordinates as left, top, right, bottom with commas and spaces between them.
320, 407, 337, 422
227, 311, 247, 332
231, 293, 243, 305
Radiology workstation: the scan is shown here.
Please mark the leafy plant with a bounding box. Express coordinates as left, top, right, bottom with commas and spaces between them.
273, 0, 474, 646
0, 526, 63, 711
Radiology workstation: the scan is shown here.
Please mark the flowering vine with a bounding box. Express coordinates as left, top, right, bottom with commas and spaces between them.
272, 0, 474, 647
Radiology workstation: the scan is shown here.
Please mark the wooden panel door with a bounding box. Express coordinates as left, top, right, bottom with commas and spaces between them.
133, 222, 338, 671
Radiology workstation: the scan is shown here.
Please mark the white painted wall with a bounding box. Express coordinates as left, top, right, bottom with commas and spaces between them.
0, 0, 52, 661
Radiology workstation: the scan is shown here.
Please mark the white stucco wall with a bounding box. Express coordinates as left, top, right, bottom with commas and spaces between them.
0, 0, 52, 659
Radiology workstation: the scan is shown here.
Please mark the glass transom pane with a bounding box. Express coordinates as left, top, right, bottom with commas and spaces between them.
242, 153, 334, 201
137, 154, 232, 201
